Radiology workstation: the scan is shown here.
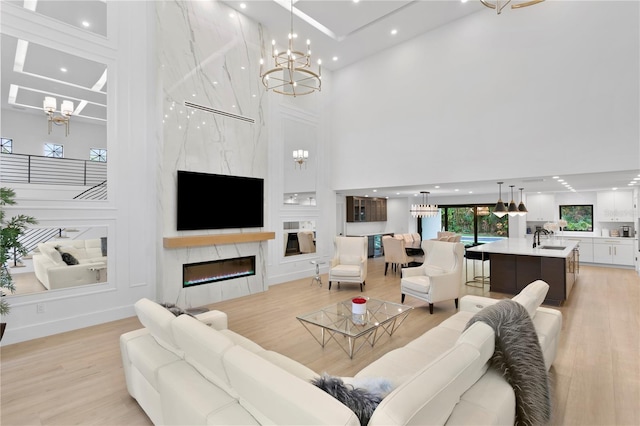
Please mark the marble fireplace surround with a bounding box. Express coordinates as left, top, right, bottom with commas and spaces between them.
162, 232, 275, 309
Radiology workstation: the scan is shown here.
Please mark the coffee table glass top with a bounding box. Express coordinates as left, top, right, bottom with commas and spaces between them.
296, 298, 412, 338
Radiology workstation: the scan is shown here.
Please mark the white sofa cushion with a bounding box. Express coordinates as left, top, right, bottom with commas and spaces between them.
38, 243, 66, 266
158, 361, 258, 426
445, 369, 515, 425
368, 322, 494, 426
171, 315, 236, 396
512, 280, 549, 318
134, 298, 184, 357
223, 345, 360, 426
125, 332, 181, 390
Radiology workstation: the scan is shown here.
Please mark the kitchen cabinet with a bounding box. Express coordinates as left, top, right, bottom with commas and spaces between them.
526, 193, 555, 222
346, 196, 387, 222
597, 191, 635, 222
593, 238, 635, 266
563, 237, 593, 263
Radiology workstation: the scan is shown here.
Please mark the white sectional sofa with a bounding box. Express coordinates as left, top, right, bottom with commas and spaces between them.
32, 238, 107, 290
120, 280, 562, 425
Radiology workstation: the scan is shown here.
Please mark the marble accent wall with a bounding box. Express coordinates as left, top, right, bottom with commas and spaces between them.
157, 1, 269, 307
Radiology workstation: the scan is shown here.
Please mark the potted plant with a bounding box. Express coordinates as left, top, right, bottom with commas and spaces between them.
1, 187, 37, 340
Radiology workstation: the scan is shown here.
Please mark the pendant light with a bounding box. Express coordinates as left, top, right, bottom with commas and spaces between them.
517, 188, 528, 216
493, 182, 508, 218
410, 191, 439, 217
507, 185, 519, 216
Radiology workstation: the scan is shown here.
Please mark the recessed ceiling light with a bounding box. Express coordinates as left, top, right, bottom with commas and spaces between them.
240, 3, 247, 9
552, 176, 559, 179
81, 20, 90, 28
390, 29, 397, 35
558, 179, 564, 182
634, 177, 640, 180
612, 187, 618, 190
332, 56, 338, 61
60, 67, 67, 72
434, 185, 440, 189
454, 189, 459, 192
229, 13, 235, 18
469, 191, 473, 194
353, 0, 360, 3
373, 189, 377, 192
396, 192, 400, 195
213, 81, 218, 85
240, 66, 245, 70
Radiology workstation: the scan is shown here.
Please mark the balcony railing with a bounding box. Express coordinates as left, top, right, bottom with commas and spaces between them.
0, 152, 106, 187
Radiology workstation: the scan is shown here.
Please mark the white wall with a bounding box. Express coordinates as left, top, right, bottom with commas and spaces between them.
0, 2, 156, 345
330, 1, 639, 192
2, 109, 106, 159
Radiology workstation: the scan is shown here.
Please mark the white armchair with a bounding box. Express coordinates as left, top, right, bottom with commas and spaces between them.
401, 240, 465, 314
328, 236, 368, 291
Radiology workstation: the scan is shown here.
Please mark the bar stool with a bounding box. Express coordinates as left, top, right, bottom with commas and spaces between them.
465, 248, 490, 287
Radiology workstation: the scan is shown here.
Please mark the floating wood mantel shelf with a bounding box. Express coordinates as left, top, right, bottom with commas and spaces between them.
163, 232, 275, 249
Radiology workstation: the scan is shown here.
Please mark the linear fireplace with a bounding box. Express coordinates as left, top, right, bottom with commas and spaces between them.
183, 256, 256, 288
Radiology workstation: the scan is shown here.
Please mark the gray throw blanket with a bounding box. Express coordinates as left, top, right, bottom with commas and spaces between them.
465, 300, 551, 426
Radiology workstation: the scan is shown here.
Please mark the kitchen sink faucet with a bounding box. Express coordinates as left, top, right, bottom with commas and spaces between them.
532, 229, 551, 248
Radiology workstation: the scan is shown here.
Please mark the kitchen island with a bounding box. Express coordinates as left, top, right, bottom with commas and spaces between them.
467, 238, 579, 305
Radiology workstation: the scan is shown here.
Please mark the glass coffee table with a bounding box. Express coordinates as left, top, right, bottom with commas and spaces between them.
296, 298, 413, 358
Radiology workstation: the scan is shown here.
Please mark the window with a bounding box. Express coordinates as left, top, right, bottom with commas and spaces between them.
559, 205, 593, 232
90, 148, 107, 162
44, 143, 63, 158
1, 138, 12, 153
437, 205, 508, 245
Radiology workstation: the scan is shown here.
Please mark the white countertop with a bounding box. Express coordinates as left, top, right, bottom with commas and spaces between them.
467, 238, 579, 258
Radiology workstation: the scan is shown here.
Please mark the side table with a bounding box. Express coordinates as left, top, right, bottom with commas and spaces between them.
309, 260, 326, 287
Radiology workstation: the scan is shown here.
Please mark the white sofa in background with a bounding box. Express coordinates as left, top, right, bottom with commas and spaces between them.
120, 280, 562, 426
32, 238, 107, 290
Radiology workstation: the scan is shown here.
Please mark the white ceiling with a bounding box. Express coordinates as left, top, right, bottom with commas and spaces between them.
222, 0, 486, 71
1, 1, 107, 125
2, 0, 638, 198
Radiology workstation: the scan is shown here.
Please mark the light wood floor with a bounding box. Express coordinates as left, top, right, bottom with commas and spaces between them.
1, 258, 638, 425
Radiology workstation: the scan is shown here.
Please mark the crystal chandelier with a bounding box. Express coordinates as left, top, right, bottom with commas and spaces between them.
293, 149, 308, 169
259, 0, 321, 96
43, 96, 74, 136
410, 191, 439, 218
480, 0, 544, 15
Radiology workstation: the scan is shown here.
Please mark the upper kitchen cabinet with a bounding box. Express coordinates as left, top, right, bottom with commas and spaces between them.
526, 194, 556, 222
597, 191, 635, 222
346, 196, 387, 222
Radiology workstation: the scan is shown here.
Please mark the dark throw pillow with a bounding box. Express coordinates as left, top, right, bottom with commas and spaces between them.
159, 302, 194, 317
54, 246, 79, 265
311, 374, 382, 426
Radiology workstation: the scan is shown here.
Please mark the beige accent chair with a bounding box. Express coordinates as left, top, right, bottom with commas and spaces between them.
297, 231, 316, 253
382, 236, 415, 276
401, 240, 465, 314
328, 236, 368, 291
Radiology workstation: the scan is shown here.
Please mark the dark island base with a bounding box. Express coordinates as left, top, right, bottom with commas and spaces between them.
489, 253, 576, 306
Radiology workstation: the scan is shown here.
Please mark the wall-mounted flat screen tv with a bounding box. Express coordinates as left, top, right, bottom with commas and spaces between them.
177, 170, 264, 230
